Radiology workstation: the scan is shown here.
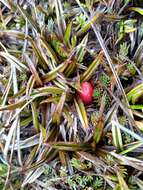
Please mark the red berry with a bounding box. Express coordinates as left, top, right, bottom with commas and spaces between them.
78, 81, 94, 105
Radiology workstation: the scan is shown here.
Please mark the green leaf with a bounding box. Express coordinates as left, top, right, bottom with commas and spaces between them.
127, 83, 143, 104
129, 7, 143, 15
64, 59, 76, 77
24, 146, 38, 167
112, 120, 123, 151
43, 62, 68, 83
0, 164, 8, 176
93, 118, 104, 144
77, 12, 102, 36
64, 21, 72, 45
21, 116, 33, 127
130, 104, 143, 110
74, 97, 88, 129
39, 124, 47, 141
0, 100, 26, 111
120, 141, 143, 155
31, 86, 64, 96
71, 35, 77, 48
81, 51, 103, 81
52, 92, 66, 124
76, 34, 88, 63
31, 102, 39, 133
117, 170, 129, 190
48, 142, 91, 151
40, 37, 59, 64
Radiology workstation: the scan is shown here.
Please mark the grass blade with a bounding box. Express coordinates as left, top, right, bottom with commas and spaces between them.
64, 21, 72, 45
52, 92, 66, 124
74, 97, 88, 129
81, 51, 103, 81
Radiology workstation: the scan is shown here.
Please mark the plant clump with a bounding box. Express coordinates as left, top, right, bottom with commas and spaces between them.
0, 0, 143, 189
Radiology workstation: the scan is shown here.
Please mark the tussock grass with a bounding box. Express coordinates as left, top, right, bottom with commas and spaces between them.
0, 0, 143, 189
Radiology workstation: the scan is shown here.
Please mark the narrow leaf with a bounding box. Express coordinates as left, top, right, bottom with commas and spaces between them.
81, 51, 103, 81
129, 7, 143, 15
31, 102, 39, 133
77, 12, 103, 36
52, 92, 66, 124
64, 21, 72, 45
48, 142, 91, 151
74, 97, 88, 129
